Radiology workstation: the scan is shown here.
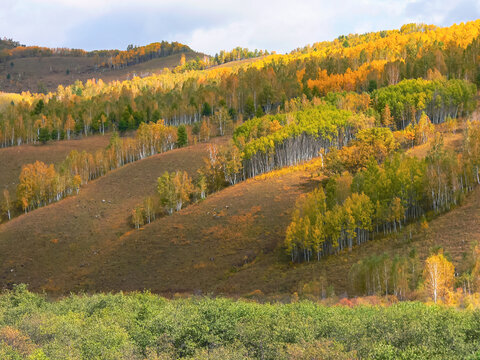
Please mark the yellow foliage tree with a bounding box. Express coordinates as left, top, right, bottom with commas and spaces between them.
423, 250, 454, 303
2, 189, 11, 220
471, 245, 480, 292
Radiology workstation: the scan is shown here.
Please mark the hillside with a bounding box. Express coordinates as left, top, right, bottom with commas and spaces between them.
0, 149, 319, 295
0, 51, 200, 93
1, 21, 479, 149
0, 20, 479, 299
0, 137, 228, 293
0, 134, 111, 207
0, 125, 476, 297
2, 5, 480, 358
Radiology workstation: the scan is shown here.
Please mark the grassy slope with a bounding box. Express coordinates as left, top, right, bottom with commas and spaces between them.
0, 51, 200, 93
0, 127, 476, 297
0, 137, 227, 293
88, 169, 318, 295
0, 135, 111, 207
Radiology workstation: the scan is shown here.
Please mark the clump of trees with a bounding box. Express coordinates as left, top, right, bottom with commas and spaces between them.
131, 170, 199, 228
372, 78, 477, 129
234, 103, 355, 178
200, 144, 243, 191
396, 112, 435, 148
157, 171, 195, 213
16, 121, 177, 214
16, 161, 63, 213
348, 246, 470, 305
177, 47, 270, 72
0, 40, 191, 68
349, 250, 420, 299
285, 121, 480, 262
131, 142, 243, 228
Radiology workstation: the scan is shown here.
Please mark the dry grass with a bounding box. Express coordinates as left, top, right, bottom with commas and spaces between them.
0, 51, 200, 93
405, 130, 463, 158
0, 135, 111, 208
0, 137, 228, 294
0, 124, 475, 298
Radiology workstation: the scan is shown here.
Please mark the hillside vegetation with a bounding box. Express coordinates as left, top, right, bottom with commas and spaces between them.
0, 20, 480, 301
0, 136, 228, 292
0, 39, 269, 93
1, 20, 479, 148
0, 52, 200, 93
0, 135, 111, 207
0, 286, 479, 359
0, 124, 476, 298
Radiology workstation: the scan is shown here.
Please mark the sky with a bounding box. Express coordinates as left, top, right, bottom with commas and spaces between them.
1, 0, 479, 55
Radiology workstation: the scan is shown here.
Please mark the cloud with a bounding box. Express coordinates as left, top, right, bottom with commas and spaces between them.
0, 0, 477, 55
405, 0, 480, 25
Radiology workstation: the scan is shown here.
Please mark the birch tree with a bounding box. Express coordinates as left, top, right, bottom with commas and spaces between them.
2, 189, 11, 220
423, 250, 454, 303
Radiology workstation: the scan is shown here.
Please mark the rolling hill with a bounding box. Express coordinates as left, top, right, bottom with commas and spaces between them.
0, 125, 476, 298
0, 51, 201, 93
0, 20, 479, 300
0, 134, 111, 208
0, 136, 228, 293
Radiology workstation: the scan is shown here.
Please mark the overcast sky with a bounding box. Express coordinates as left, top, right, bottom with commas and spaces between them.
1, 0, 479, 55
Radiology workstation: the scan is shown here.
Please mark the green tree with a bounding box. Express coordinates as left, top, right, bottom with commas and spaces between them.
38, 127, 50, 144
244, 97, 255, 119
157, 172, 176, 214
202, 102, 212, 117
177, 125, 188, 147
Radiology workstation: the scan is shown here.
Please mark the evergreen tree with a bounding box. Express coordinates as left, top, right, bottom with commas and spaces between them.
38, 127, 50, 144
177, 125, 188, 147
202, 102, 212, 117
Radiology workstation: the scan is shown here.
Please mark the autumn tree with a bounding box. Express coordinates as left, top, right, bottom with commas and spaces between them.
197, 174, 207, 200
2, 189, 11, 220
132, 205, 144, 229
381, 104, 393, 129
200, 120, 210, 142
157, 171, 194, 214
157, 172, 176, 215
221, 144, 243, 185
172, 171, 194, 211
64, 114, 75, 140
214, 106, 232, 136
17, 161, 58, 212
414, 112, 434, 145
143, 196, 156, 224
200, 145, 227, 192
423, 250, 454, 303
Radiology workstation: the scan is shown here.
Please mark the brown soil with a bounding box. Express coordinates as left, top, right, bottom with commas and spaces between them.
86, 170, 319, 295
